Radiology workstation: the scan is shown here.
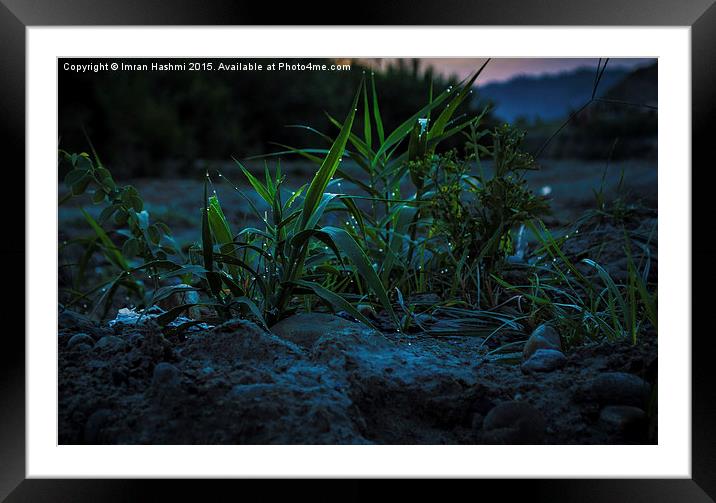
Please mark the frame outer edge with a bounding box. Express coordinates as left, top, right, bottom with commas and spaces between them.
1, 0, 713, 499
692, 1, 716, 500
0, 0, 715, 26
0, 0, 27, 501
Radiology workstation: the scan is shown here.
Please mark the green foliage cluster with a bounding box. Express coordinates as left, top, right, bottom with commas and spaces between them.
60, 150, 192, 319
59, 63, 656, 346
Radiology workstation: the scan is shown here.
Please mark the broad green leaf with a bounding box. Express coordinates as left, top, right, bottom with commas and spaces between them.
322, 226, 398, 327
372, 85, 453, 165
232, 296, 269, 329
297, 79, 363, 232
201, 177, 222, 298
428, 59, 489, 143
304, 192, 340, 230
208, 194, 238, 278
290, 228, 343, 266
234, 159, 272, 204
81, 208, 128, 271
293, 279, 379, 332
371, 72, 385, 144
363, 81, 372, 149
156, 303, 197, 325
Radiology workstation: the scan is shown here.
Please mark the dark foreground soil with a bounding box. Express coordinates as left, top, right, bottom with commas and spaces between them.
58, 309, 656, 445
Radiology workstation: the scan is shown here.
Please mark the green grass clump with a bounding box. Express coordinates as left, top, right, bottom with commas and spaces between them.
59, 62, 657, 347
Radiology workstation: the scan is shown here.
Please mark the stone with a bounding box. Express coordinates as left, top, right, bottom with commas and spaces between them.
67, 333, 94, 350
599, 405, 647, 438
271, 313, 368, 350
84, 409, 113, 444
600, 405, 646, 428
59, 309, 96, 332
94, 335, 127, 353
481, 401, 546, 444
151, 362, 182, 405
523, 324, 561, 361
152, 362, 181, 389
581, 372, 651, 407
157, 284, 201, 319
521, 348, 566, 373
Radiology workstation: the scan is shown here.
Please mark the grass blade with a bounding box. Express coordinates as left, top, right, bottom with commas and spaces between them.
202, 177, 223, 298
297, 79, 363, 231
293, 279, 379, 332
81, 208, 129, 271
371, 72, 385, 144
322, 226, 398, 328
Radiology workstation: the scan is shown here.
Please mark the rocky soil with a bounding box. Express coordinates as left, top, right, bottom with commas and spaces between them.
58, 309, 657, 445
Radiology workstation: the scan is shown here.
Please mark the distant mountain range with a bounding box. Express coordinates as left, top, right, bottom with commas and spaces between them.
476, 64, 656, 122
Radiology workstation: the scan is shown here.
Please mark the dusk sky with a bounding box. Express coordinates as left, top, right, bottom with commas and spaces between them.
363, 58, 655, 85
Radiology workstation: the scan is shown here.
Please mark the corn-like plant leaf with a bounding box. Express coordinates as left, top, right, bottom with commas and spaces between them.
321, 226, 398, 327
156, 303, 198, 325
428, 59, 489, 142
582, 258, 628, 336
150, 285, 201, 305
304, 192, 341, 231
292, 280, 379, 332
326, 113, 375, 162
363, 81, 372, 149
207, 195, 233, 245
81, 208, 129, 271
208, 194, 239, 278
290, 228, 343, 266
284, 183, 307, 210
371, 86, 454, 165
234, 158, 272, 204
213, 253, 267, 295
339, 196, 367, 240
231, 296, 268, 329
370, 72, 385, 144
297, 80, 363, 232
202, 178, 223, 298
284, 124, 334, 144
250, 145, 325, 164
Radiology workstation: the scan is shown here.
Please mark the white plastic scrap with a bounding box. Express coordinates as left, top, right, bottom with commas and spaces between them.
108, 306, 213, 332
417, 117, 429, 136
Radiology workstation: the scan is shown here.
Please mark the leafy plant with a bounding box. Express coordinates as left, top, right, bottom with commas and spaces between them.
494, 219, 657, 345
200, 80, 399, 330
58, 60, 656, 349
59, 149, 188, 318
256, 63, 494, 298
421, 123, 550, 305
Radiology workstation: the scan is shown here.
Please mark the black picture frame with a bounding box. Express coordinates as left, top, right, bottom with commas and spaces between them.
1, 1, 713, 500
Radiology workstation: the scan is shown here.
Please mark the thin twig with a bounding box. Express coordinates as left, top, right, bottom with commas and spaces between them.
593, 97, 658, 111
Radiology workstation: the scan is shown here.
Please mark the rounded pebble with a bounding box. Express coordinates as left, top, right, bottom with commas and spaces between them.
67, 333, 94, 349
521, 348, 566, 373
95, 336, 127, 353
482, 401, 546, 444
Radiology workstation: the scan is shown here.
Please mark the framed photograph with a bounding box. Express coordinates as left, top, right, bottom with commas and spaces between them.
2, 0, 712, 499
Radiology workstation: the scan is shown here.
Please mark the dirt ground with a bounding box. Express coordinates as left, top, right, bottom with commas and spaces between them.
59, 309, 656, 444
